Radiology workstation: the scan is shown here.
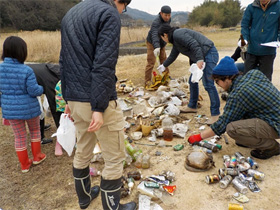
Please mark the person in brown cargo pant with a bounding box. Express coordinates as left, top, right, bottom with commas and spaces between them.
145, 5, 171, 87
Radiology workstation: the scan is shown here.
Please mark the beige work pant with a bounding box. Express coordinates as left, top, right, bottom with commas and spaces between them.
226, 118, 279, 150
145, 41, 169, 84
68, 100, 125, 180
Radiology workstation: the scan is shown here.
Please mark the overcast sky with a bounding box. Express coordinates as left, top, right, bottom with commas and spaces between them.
128, 0, 253, 15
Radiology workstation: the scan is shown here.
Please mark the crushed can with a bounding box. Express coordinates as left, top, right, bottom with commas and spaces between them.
144, 181, 160, 189
247, 180, 261, 193
247, 169, 265, 181
237, 162, 251, 172
173, 144, 184, 151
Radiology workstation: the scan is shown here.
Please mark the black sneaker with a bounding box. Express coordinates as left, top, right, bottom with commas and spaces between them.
44, 124, 51, 131
41, 138, 53, 144
250, 144, 280, 159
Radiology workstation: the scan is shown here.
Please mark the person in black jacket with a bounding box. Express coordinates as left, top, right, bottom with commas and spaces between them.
144, 5, 171, 87
158, 24, 220, 125
231, 46, 246, 72
28, 63, 64, 155
60, 0, 136, 209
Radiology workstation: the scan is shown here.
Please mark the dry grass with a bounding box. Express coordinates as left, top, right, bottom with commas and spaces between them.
0, 30, 61, 63
0, 27, 241, 63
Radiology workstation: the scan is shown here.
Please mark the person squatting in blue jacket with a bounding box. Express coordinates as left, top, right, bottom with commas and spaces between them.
241, 0, 280, 81
60, 0, 136, 209
0, 36, 46, 173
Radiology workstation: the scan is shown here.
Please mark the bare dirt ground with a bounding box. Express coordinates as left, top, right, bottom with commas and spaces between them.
0, 48, 280, 210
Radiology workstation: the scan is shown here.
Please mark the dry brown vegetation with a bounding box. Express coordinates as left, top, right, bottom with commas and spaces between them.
0, 27, 240, 63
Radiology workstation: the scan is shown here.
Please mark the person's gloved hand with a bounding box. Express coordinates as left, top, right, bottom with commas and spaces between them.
238, 39, 248, 47
188, 134, 202, 144
157, 64, 166, 74
153, 48, 160, 57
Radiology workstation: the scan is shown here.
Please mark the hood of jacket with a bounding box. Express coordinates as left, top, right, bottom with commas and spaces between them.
101, 0, 116, 8
253, 0, 278, 7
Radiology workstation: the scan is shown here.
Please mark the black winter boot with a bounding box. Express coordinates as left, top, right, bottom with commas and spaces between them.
73, 167, 100, 209
101, 177, 137, 210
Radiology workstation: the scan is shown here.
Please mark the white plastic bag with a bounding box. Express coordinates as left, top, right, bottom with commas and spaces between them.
52, 114, 76, 156
189, 63, 205, 83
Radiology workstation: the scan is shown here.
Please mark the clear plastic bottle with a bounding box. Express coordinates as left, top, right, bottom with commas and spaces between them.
162, 117, 173, 141
127, 177, 135, 194
142, 154, 150, 169
134, 153, 143, 168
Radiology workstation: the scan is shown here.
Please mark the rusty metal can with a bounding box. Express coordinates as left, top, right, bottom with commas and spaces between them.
235, 152, 245, 163
205, 174, 221, 184
247, 169, 265, 181
225, 168, 239, 176
229, 155, 237, 168
228, 203, 244, 210
232, 177, 249, 194
219, 175, 232, 189
246, 157, 259, 169
223, 155, 231, 168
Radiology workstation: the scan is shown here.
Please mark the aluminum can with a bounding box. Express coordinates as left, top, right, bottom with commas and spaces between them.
205, 174, 221, 184
235, 152, 245, 163
219, 175, 232, 189
197, 141, 219, 153
219, 168, 226, 177
247, 169, 265, 181
225, 168, 239, 176
246, 157, 259, 169
203, 140, 222, 149
229, 155, 237, 168
232, 177, 249, 194
237, 162, 251, 172
223, 155, 231, 168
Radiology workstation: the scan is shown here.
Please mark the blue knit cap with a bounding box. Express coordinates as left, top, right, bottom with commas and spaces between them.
213, 56, 238, 76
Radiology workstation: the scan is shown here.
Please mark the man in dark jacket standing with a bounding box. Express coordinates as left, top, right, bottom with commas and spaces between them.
145, 5, 171, 87
241, 0, 280, 81
60, 0, 136, 209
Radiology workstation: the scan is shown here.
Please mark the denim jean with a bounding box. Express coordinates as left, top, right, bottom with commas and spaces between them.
188, 46, 220, 116
235, 63, 245, 73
